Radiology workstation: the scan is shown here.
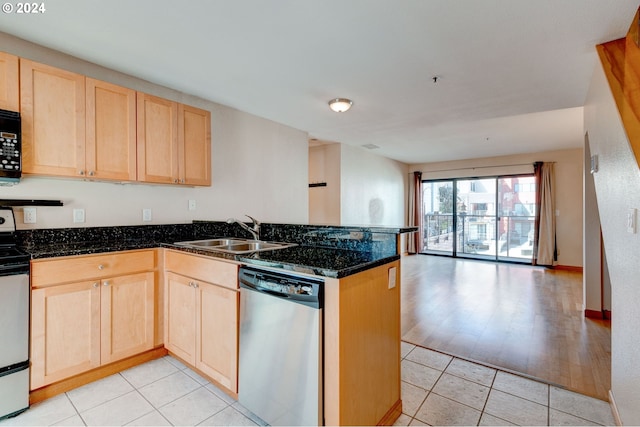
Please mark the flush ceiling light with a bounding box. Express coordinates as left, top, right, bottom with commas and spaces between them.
328, 98, 353, 113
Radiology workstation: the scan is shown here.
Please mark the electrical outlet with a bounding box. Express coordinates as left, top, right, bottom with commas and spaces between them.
188, 200, 196, 211
23, 207, 36, 224
73, 209, 85, 223
143, 209, 152, 222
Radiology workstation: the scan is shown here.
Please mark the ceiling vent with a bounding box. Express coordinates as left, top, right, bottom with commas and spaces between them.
361, 144, 380, 150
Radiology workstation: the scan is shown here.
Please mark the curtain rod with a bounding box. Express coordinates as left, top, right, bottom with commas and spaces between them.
410, 162, 536, 174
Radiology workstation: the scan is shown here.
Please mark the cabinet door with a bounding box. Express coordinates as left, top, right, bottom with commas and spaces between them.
31, 281, 101, 389
165, 272, 196, 365
0, 52, 19, 111
196, 281, 238, 391
101, 272, 155, 364
20, 59, 85, 177
86, 78, 137, 181
137, 92, 178, 184
178, 104, 211, 186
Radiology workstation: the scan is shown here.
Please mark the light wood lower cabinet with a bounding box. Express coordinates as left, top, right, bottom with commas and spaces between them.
324, 260, 402, 426
31, 280, 101, 388
100, 272, 155, 364
164, 250, 239, 393
30, 250, 157, 390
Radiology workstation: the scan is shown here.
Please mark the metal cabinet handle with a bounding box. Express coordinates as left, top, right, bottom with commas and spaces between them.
192, 282, 199, 288
89, 171, 95, 176
93, 282, 99, 288
79, 170, 85, 176
98, 264, 104, 270
103, 281, 110, 286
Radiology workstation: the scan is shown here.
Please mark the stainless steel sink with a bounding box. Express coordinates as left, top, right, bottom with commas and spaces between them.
174, 238, 296, 254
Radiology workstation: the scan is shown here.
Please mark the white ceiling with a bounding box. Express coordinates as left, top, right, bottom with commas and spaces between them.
1, 0, 638, 164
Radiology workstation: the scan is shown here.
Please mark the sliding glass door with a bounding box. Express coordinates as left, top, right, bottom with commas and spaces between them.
421, 175, 536, 263
421, 181, 454, 255
497, 176, 536, 262
456, 178, 497, 260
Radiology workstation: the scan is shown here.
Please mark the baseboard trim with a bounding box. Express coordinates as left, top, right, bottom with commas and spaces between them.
585, 309, 612, 320
29, 347, 168, 405
585, 309, 604, 319
166, 350, 238, 401
609, 389, 622, 426
377, 398, 402, 426
555, 265, 583, 273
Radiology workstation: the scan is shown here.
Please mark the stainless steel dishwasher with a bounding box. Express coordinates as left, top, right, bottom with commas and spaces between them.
238, 266, 323, 426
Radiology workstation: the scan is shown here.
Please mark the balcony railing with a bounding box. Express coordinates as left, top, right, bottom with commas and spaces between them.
422, 213, 535, 261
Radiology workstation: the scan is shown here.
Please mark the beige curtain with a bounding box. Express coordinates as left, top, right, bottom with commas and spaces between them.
534, 162, 557, 266
407, 171, 422, 253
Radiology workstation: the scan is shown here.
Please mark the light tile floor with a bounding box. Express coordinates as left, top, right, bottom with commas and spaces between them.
0, 356, 267, 427
0, 344, 616, 426
396, 342, 616, 426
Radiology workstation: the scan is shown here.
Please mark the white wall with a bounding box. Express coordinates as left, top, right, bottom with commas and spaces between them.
411, 148, 584, 267
0, 33, 309, 229
339, 144, 408, 227
585, 61, 640, 425
583, 134, 606, 314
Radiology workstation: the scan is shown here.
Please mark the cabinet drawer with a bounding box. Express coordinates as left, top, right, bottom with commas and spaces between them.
164, 250, 238, 290
32, 250, 157, 288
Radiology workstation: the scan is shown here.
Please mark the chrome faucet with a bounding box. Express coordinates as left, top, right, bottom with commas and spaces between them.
227, 215, 261, 240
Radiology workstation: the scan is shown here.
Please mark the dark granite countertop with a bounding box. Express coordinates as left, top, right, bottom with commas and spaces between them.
163, 243, 399, 278
26, 241, 162, 259
18, 222, 413, 278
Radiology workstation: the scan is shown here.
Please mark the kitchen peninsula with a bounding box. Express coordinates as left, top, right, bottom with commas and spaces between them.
19, 221, 416, 426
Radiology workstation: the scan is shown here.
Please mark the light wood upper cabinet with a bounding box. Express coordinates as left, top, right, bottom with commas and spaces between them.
13, 54, 211, 185
20, 59, 86, 177
179, 104, 211, 186
138, 93, 211, 186
86, 78, 137, 181
0, 52, 19, 111
137, 92, 179, 184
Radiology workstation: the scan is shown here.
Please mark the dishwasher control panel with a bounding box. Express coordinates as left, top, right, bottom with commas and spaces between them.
239, 266, 323, 308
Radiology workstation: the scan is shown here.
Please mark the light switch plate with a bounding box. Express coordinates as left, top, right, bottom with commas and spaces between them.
627, 208, 637, 234
188, 200, 196, 211
143, 209, 152, 222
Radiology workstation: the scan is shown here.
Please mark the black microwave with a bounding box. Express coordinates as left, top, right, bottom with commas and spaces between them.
0, 109, 21, 184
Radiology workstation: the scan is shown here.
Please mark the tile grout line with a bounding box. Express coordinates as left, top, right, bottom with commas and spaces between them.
61, 392, 87, 427
402, 345, 557, 426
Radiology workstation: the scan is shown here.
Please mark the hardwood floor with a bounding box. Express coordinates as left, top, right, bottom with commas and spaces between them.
400, 254, 611, 401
